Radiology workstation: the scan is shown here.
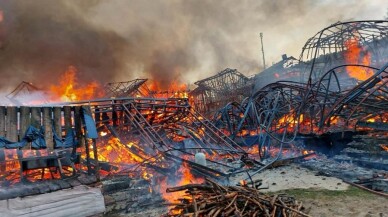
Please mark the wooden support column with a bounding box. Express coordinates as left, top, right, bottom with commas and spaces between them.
74, 106, 84, 148
30, 107, 41, 128
20, 107, 31, 149
92, 139, 100, 181
83, 106, 99, 178
94, 107, 101, 125
0, 106, 5, 137
42, 107, 54, 150
63, 106, 72, 133
6, 107, 18, 142
53, 107, 62, 140
112, 105, 118, 127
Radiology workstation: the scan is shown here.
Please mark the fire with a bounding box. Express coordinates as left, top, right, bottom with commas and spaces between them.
239, 180, 248, 186
2, 149, 72, 183
160, 162, 204, 204
91, 137, 145, 165
243, 145, 260, 156
50, 66, 103, 102
367, 118, 375, 123
381, 144, 388, 152
148, 80, 188, 98
344, 38, 373, 81
277, 113, 304, 131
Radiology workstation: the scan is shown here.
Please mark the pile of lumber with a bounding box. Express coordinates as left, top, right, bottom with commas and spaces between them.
164, 179, 310, 217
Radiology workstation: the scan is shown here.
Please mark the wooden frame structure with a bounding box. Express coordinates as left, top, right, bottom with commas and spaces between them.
0, 105, 98, 184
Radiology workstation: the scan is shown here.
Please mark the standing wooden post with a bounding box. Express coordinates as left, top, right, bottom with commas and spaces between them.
94, 107, 100, 125
30, 107, 41, 128
42, 107, 54, 150
53, 107, 62, 140
112, 105, 118, 127
74, 106, 84, 148
83, 106, 100, 178
0, 106, 5, 137
6, 107, 18, 142
63, 106, 72, 133
92, 139, 100, 181
20, 107, 31, 149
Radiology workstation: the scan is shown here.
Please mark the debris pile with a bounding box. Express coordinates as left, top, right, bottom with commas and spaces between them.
164, 179, 309, 217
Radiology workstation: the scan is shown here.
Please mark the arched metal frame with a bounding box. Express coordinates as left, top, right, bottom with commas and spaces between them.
212, 21, 388, 161
299, 20, 388, 84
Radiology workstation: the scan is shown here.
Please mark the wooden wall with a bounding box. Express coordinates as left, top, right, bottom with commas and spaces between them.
0, 106, 84, 150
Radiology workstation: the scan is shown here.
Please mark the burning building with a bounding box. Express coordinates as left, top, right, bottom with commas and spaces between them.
0, 8, 387, 216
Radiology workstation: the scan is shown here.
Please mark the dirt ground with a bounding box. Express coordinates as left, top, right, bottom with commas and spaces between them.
278, 187, 388, 217
238, 164, 388, 216
108, 164, 388, 216
231, 164, 350, 192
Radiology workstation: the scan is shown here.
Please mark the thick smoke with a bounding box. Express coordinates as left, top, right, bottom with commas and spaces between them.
0, 0, 127, 91
0, 0, 385, 91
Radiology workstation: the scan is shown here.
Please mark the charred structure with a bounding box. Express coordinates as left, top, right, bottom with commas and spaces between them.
0, 19, 387, 217
190, 68, 254, 115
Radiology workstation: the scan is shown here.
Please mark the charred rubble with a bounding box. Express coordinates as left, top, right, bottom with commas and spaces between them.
0, 20, 387, 216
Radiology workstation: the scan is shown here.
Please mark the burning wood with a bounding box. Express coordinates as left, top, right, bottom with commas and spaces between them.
163, 179, 310, 217
49, 66, 103, 102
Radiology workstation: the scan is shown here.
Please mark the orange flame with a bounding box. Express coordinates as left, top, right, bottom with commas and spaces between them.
381, 144, 388, 152
49, 66, 103, 102
160, 162, 204, 204
148, 80, 188, 98
239, 180, 247, 186
92, 138, 145, 165
344, 38, 373, 81
276, 113, 304, 133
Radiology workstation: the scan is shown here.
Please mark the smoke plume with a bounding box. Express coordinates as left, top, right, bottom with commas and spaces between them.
0, 0, 385, 91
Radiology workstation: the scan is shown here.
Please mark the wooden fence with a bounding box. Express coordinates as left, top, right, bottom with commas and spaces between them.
0, 106, 85, 150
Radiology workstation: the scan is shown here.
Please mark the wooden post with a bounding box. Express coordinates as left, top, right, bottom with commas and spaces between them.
30, 107, 41, 128
83, 106, 99, 177
63, 106, 72, 133
0, 106, 5, 137
42, 107, 54, 150
112, 105, 118, 127
20, 107, 31, 149
0, 148, 5, 173
74, 106, 84, 148
53, 107, 62, 140
6, 107, 18, 142
92, 138, 100, 181
94, 107, 100, 125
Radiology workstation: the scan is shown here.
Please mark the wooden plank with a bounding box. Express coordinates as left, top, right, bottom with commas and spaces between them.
53, 107, 62, 139
42, 107, 54, 150
20, 107, 31, 149
0, 106, 5, 137
74, 106, 84, 148
30, 107, 41, 128
6, 107, 18, 142
0, 185, 105, 217
63, 106, 72, 133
